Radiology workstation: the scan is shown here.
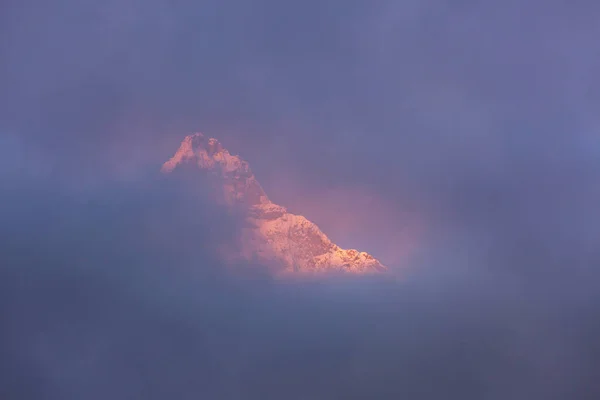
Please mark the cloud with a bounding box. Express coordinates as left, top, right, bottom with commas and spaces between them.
3, 1, 600, 398
3, 0, 600, 249
1, 173, 600, 399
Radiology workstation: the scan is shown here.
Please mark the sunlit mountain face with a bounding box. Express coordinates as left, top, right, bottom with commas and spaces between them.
161, 132, 387, 275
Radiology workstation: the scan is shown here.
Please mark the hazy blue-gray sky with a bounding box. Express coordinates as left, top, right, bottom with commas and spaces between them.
3, 0, 600, 261
2, 1, 600, 398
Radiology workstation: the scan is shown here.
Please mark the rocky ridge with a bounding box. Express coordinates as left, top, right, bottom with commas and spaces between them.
162, 133, 387, 274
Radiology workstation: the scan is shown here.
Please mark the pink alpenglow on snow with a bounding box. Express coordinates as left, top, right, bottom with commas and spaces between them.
162, 132, 387, 275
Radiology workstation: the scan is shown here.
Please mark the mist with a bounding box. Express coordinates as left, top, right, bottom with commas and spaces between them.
3, 0, 600, 398
2, 168, 600, 399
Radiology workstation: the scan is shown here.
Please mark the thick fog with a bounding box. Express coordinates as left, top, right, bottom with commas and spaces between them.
2, 168, 600, 399
3, 0, 600, 398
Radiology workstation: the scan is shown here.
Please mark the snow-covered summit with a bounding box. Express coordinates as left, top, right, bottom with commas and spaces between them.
162, 132, 387, 275
162, 133, 270, 206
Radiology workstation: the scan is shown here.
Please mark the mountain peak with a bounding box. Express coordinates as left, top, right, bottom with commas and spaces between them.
162, 133, 230, 172
162, 133, 387, 275
187, 133, 225, 155
162, 132, 270, 206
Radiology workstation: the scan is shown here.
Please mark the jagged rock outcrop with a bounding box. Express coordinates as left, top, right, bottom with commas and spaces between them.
162, 133, 387, 274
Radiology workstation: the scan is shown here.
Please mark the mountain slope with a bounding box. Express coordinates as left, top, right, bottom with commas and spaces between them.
162, 133, 387, 274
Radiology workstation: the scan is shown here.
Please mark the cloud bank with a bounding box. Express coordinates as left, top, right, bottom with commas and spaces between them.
3, 0, 600, 398
1, 170, 600, 399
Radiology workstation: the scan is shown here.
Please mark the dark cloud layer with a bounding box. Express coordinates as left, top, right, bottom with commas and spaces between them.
1, 172, 600, 399
3, 1, 600, 398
